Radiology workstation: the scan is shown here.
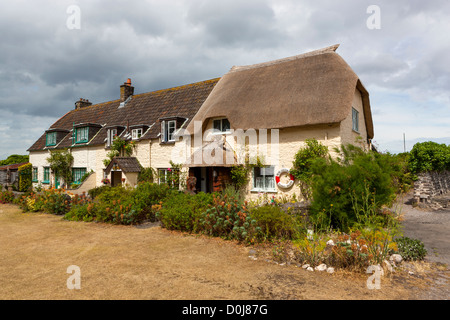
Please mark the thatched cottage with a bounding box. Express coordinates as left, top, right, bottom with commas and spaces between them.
182, 44, 373, 197
28, 44, 374, 198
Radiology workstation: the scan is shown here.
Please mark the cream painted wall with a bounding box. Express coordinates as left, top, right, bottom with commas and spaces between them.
340, 88, 369, 150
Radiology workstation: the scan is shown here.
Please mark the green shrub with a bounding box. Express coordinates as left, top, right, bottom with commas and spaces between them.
157, 192, 213, 232
18, 163, 33, 192
137, 167, 155, 183
290, 139, 329, 199
87, 185, 111, 199
250, 205, 302, 241
199, 193, 256, 242
129, 182, 175, 222
309, 146, 397, 231
395, 236, 427, 261
408, 141, 450, 174
40, 188, 71, 215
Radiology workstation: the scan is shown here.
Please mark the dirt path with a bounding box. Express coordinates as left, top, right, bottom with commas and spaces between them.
0, 203, 446, 300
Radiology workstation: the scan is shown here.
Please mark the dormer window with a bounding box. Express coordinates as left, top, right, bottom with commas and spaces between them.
161, 120, 176, 143
75, 126, 89, 143
107, 128, 117, 146
132, 128, 143, 140
46, 132, 57, 146
45, 128, 69, 147
72, 123, 101, 146
213, 118, 231, 133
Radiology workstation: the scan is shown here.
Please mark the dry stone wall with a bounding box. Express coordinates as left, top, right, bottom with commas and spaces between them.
414, 170, 450, 204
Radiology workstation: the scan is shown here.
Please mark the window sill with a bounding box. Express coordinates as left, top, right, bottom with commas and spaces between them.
250, 189, 277, 193
160, 141, 175, 145
42, 181, 50, 184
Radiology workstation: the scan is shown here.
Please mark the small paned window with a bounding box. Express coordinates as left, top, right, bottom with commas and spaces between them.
352, 107, 359, 133
213, 118, 231, 133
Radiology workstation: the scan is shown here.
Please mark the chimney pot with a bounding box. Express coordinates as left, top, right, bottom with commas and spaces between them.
120, 78, 134, 102
75, 98, 92, 109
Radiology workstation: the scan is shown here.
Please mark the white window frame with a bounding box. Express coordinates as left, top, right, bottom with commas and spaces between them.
161, 120, 176, 143
107, 128, 117, 146
251, 166, 276, 192
213, 118, 231, 133
132, 128, 143, 140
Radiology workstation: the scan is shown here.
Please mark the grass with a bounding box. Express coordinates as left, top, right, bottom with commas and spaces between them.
0, 203, 439, 300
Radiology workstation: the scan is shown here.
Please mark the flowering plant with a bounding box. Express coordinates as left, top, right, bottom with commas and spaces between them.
101, 178, 111, 184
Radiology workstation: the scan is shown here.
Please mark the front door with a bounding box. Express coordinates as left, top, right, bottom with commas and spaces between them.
55, 174, 60, 189
111, 171, 122, 187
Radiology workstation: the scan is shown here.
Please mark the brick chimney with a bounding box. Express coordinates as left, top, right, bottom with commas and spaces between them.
75, 98, 92, 110
120, 78, 134, 102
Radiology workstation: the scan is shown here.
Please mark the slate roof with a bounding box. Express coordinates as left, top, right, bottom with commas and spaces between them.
0, 162, 29, 171
105, 157, 142, 174
28, 78, 220, 151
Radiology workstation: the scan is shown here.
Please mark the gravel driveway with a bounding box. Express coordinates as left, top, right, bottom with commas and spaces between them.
399, 193, 450, 267
398, 192, 449, 300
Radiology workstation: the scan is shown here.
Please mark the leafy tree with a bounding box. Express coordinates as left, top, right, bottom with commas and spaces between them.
46, 149, 74, 188
408, 141, 450, 174
0, 154, 29, 166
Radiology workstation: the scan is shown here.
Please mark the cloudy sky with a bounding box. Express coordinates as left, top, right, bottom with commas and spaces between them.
0, 0, 449, 159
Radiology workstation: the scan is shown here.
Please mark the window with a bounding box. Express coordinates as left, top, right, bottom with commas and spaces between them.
252, 166, 276, 192
75, 127, 89, 143
43, 167, 50, 184
132, 128, 143, 140
46, 132, 57, 146
107, 128, 117, 146
213, 118, 231, 133
161, 120, 176, 143
32, 167, 38, 182
72, 168, 87, 184
158, 168, 179, 187
352, 107, 359, 132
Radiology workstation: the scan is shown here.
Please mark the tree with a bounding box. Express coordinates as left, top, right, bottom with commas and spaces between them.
46, 149, 74, 188
408, 141, 450, 174
0, 154, 29, 166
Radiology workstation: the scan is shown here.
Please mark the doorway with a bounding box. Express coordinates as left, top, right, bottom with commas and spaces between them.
111, 171, 123, 187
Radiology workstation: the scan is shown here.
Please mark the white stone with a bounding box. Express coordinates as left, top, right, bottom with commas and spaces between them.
382, 260, 393, 273
302, 264, 310, 269
326, 267, 335, 274
307, 267, 314, 272
390, 254, 403, 264
326, 239, 335, 246
315, 263, 327, 271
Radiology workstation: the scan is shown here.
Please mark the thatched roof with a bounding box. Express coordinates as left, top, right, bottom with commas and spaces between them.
186, 45, 374, 139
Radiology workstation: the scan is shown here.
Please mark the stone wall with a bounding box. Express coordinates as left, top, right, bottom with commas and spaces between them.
414, 170, 450, 204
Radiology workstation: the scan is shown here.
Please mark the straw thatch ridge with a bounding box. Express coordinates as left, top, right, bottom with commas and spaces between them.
186, 45, 374, 139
